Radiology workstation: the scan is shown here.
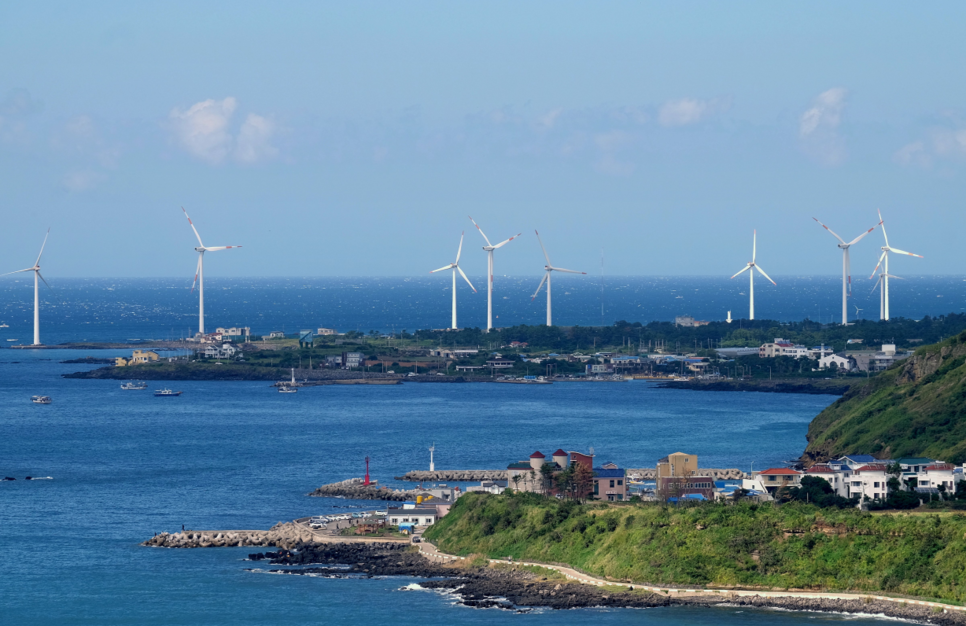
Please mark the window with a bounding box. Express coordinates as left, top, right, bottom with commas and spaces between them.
617, 480, 623, 486
424, 518, 433, 524
874, 482, 880, 488
594, 483, 599, 495
609, 480, 615, 488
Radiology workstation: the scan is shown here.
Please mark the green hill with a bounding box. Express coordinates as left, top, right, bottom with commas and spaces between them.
423, 492, 966, 602
803, 331, 966, 465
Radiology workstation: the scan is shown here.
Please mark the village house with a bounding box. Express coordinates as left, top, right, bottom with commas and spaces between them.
755, 468, 802, 495
506, 449, 595, 497
592, 462, 627, 501
115, 350, 160, 367
201, 343, 238, 359
656, 452, 715, 501
818, 353, 854, 372
847, 464, 891, 501
215, 326, 250, 338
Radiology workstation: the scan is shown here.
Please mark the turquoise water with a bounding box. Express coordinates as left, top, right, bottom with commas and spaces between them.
1, 349, 899, 624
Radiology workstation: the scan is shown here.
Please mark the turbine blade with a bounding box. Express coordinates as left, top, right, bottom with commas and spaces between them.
455, 231, 464, 264
752, 230, 757, 263
190, 254, 202, 293
430, 264, 454, 273
846, 221, 882, 246
886, 246, 923, 258
754, 264, 777, 285
492, 233, 522, 249
871, 276, 881, 294
35, 228, 50, 266
869, 251, 886, 279
730, 265, 752, 279
535, 230, 551, 265
182, 207, 205, 247
1, 268, 35, 276
531, 272, 549, 300
468, 216, 492, 247
552, 267, 585, 274
202, 246, 241, 252
878, 209, 890, 247
457, 266, 476, 292
37, 271, 50, 288
812, 217, 847, 245
885, 274, 905, 280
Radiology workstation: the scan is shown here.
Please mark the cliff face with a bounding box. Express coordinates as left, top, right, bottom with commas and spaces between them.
802, 332, 966, 466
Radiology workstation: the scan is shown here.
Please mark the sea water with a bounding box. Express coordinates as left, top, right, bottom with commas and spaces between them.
0, 348, 904, 625
0, 275, 963, 344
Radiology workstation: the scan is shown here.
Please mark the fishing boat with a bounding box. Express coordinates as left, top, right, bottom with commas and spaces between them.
0, 323, 8, 328
120, 381, 148, 390
278, 385, 297, 393
153, 388, 183, 397
31, 395, 52, 404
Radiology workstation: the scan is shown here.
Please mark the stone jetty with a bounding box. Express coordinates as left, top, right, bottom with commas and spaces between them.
395, 470, 508, 482
308, 477, 439, 501
143, 522, 316, 550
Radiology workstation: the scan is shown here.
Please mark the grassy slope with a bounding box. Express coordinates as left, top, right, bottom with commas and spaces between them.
424, 492, 966, 603
803, 332, 966, 464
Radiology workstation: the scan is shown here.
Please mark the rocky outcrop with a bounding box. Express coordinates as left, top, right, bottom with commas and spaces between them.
307, 477, 441, 501
142, 522, 317, 550
396, 470, 508, 482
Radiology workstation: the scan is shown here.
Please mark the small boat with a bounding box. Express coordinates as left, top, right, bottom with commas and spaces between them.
0, 323, 8, 328
31, 395, 52, 404
6, 338, 18, 342
154, 388, 183, 397
278, 386, 298, 393
121, 381, 148, 390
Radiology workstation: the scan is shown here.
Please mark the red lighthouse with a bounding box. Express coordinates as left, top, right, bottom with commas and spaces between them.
364, 456, 370, 486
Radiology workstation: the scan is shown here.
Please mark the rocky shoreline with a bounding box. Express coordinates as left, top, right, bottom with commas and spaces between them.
249, 543, 966, 624
657, 378, 855, 395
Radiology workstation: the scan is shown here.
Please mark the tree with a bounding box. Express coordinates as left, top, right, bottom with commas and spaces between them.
511, 474, 521, 492
573, 464, 595, 502
555, 466, 575, 499
539, 463, 556, 496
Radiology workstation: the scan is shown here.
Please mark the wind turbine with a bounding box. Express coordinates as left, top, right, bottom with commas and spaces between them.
468, 216, 520, 331
430, 232, 476, 329
730, 230, 776, 320
869, 210, 921, 321
2, 229, 51, 346
429, 442, 436, 472
531, 230, 586, 326
812, 217, 881, 325
182, 207, 241, 336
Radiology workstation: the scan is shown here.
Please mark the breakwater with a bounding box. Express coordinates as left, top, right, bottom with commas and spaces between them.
143, 522, 316, 550
626, 468, 746, 480
396, 470, 507, 482
658, 378, 854, 395
308, 477, 443, 501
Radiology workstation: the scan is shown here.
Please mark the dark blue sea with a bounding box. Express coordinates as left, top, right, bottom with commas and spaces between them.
2, 346, 907, 625
1, 278, 939, 624
0, 275, 963, 344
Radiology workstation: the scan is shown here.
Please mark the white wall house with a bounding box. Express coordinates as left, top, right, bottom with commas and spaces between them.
818, 354, 853, 371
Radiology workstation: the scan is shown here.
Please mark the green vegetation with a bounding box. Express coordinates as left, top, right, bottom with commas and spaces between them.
423, 492, 966, 602
804, 330, 966, 465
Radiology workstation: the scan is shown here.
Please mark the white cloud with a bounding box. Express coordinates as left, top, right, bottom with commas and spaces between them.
62, 170, 105, 192
536, 108, 563, 130
169, 98, 278, 165
799, 87, 848, 165
593, 130, 635, 176
893, 141, 930, 167
659, 98, 712, 127
234, 113, 278, 164
169, 97, 237, 164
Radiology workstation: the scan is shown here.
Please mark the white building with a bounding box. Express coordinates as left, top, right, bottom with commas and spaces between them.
202, 343, 238, 359
387, 503, 439, 527
847, 463, 891, 502
216, 327, 250, 338
818, 354, 854, 371
267, 331, 285, 339
316, 328, 337, 336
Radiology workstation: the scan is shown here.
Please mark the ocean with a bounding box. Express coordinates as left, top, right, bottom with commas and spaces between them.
0, 277, 936, 624
0, 275, 963, 344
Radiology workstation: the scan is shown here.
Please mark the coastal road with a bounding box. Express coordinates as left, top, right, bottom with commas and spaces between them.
415, 541, 966, 615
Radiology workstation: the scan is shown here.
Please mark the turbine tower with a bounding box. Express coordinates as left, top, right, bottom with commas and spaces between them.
468, 216, 520, 331
429, 442, 435, 472
430, 232, 476, 329
730, 230, 776, 320
870, 210, 921, 321
812, 217, 881, 325
182, 207, 241, 336
2, 229, 51, 346
531, 230, 586, 326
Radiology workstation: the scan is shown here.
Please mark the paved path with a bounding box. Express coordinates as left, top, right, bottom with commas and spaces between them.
415, 541, 966, 613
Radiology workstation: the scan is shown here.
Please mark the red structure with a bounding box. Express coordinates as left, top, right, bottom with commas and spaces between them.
364, 456, 370, 486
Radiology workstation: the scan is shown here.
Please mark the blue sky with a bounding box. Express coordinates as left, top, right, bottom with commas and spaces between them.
1, 2, 964, 280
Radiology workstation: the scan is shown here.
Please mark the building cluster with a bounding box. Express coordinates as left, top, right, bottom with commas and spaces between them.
506, 449, 628, 501
115, 349, 160, 367
753, 455, 964, 503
